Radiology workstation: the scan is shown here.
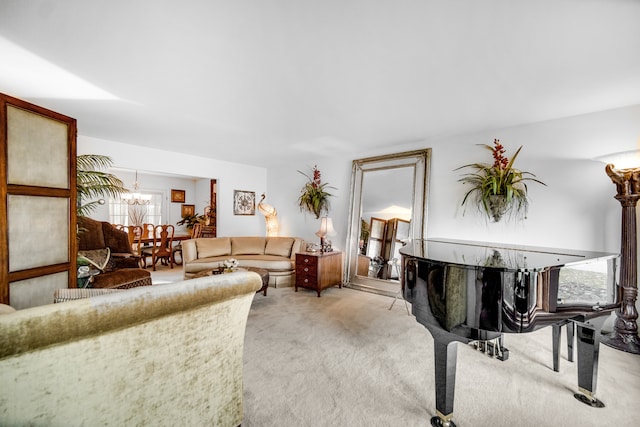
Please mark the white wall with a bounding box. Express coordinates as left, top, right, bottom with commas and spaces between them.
269, 105, 640, 254
86, 170, 202, 234
78, 137, 268, 236
79, 105, 640, 255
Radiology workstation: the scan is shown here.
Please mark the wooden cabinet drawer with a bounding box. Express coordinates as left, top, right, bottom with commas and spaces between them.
296, 263, 317, 276
296, 254, 317, 267
294, 251, 342, 297
297, 275, 315, 287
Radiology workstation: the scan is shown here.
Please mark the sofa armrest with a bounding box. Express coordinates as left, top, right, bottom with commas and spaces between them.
290, 238, 304, 260
182, 239, 198, 264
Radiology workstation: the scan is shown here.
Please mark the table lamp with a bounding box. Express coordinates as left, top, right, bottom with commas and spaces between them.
596, 149, 640, 354
316, 217, 337, 252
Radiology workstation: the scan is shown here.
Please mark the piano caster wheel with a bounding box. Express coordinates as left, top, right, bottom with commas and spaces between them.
574, 393, 605, 408
431, 416, 457, 427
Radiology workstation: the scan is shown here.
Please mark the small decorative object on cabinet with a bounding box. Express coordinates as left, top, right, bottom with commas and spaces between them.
295, 251, 342, 297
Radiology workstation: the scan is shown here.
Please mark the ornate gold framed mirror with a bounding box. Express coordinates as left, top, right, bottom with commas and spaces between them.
344, 149, 431, 296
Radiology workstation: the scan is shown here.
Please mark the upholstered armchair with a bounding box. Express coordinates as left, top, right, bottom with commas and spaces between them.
77, 217, 152, 289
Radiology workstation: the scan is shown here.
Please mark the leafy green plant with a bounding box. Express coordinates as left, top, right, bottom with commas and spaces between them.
76, 154, 127, 216
456, 139, 546, 222
176, 213, 205, 231
297, 165, 335, 219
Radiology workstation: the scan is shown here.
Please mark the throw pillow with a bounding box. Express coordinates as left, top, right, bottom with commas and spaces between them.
77, 248, 111, 272
265, 237, 294, 257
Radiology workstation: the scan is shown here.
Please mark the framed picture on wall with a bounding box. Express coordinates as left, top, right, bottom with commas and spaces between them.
233, 190, 255, 215
181, 204, 195, 217
171, 189, 186, 203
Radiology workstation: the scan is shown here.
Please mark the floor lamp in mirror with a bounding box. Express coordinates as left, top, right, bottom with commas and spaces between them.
600, 152, 640, 354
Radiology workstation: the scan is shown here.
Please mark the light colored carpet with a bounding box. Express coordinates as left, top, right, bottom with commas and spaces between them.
242, 286, 640, 427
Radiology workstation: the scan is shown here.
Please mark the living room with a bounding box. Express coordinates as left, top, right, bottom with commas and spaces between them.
2, 1, 640, 426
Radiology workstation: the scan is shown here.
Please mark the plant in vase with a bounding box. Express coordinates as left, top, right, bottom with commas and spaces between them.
456, 139, 546, 222
222, 258, 239, 273
177, 213, 205, 235
297, 165, 336, 219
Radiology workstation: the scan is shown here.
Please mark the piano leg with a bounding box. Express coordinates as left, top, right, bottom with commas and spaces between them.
567, 321, 575, 362
552, 320, 575, 372
432, 339, 458, 427
573, 317, 606, 408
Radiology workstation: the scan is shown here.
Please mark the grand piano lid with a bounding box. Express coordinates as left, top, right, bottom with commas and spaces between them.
399, 238, 618, 271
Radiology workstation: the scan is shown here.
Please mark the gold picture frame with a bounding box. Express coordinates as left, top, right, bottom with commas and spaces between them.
181, 204, 195, 217
171, 189, 186, 203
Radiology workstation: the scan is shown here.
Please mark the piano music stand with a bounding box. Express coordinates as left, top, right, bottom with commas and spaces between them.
388, 258, 410, 315
388, 288, 410, 315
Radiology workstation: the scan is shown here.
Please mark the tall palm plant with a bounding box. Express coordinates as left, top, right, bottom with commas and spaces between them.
76, 154, 128, 216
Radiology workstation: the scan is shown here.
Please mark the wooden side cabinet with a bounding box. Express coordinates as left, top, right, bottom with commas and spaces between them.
295, 251, 343, 297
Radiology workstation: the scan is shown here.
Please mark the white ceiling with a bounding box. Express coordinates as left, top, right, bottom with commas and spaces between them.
1, 0, 639, 167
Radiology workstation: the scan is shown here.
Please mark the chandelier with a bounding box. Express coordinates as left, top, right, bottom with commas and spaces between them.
121, 171, 152, 205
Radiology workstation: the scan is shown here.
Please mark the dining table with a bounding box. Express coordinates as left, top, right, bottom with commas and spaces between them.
136, 234, 191, 266
137, 234, 191, 245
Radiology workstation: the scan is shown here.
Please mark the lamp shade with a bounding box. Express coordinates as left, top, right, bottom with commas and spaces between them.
594, 149, 640, 169
316, 217, 336, 238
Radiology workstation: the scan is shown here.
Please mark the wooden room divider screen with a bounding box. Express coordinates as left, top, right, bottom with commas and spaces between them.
0, 93, 77, 308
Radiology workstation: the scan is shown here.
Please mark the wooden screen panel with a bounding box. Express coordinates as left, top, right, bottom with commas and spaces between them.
7, 105, 69, 188
9, 272, 69, 309
8, 195, 69, 271
0, 93, 76, 307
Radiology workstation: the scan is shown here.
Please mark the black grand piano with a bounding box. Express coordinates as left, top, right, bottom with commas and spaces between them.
400, 238, 619, 427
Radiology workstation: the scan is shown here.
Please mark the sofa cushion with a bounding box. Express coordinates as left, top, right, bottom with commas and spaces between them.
197, 237, 231, 258
231, 237, 265, 255
92, 268, 152, 289
265, 237, 295, 257
77, 217, 106, 250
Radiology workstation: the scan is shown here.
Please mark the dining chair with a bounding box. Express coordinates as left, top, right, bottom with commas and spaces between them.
141, 223, 154, 240
142, 224, 175, 270
191, 223, 203, 239
124, 225, 143, 257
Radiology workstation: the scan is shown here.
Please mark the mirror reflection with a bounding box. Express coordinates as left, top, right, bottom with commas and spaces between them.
358, 167, 414, 281
345, 149, 430, 296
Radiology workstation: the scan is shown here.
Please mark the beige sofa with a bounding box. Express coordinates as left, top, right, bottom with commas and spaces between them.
182, 236, 304, 287
0, 272, 261, 427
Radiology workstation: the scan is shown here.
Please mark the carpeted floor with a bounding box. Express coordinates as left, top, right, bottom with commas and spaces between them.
242, 286, 640, 427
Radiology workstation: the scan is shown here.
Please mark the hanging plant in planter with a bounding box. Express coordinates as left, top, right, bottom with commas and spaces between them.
297, 165, 335, 219
456, 139, 546, 222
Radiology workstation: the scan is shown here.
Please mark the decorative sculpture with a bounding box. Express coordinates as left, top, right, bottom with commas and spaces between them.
258, 193, 279, 236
